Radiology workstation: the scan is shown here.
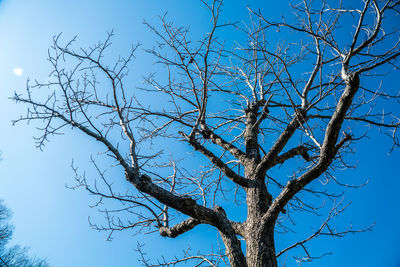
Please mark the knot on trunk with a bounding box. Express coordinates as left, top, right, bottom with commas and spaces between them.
213, 205, 227, 217
140, 174, 151, 183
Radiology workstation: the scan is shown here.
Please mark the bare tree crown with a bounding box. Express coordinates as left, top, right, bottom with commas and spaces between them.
13, 0, 400, 266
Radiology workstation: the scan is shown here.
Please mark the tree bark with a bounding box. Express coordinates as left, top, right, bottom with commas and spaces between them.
245, 222, 277, 267
214, 206, 248, 267
243, 166, 276, 266
220, 230, 248, 267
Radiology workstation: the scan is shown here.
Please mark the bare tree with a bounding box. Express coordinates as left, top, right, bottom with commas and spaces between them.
13, 0, 400, 266
0, 200, 49, 267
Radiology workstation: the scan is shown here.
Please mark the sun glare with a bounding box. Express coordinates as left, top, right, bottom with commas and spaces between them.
13, 68, 23, 76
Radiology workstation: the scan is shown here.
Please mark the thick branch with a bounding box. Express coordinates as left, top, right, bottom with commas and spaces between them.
256, 110, 308, 176
213, 206, 247, 267
200, 124, 247, 163
262, 73, 360, 226
270, 145, 312, 168
159, 217, 201, 238
179, 131, 251, 187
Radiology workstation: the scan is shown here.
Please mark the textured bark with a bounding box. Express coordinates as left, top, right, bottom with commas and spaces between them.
243, 173, 276, 267
241, 103, 279, 267
245, 225, 277, 267
214, 207, 247, 267
219, 230, 247, 267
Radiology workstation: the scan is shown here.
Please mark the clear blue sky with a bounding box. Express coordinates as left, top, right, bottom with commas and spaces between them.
0, 0, 399, 266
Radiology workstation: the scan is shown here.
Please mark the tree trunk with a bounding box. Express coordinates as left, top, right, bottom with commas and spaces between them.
245, 222, 277, 267
244, 172, 277, 267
